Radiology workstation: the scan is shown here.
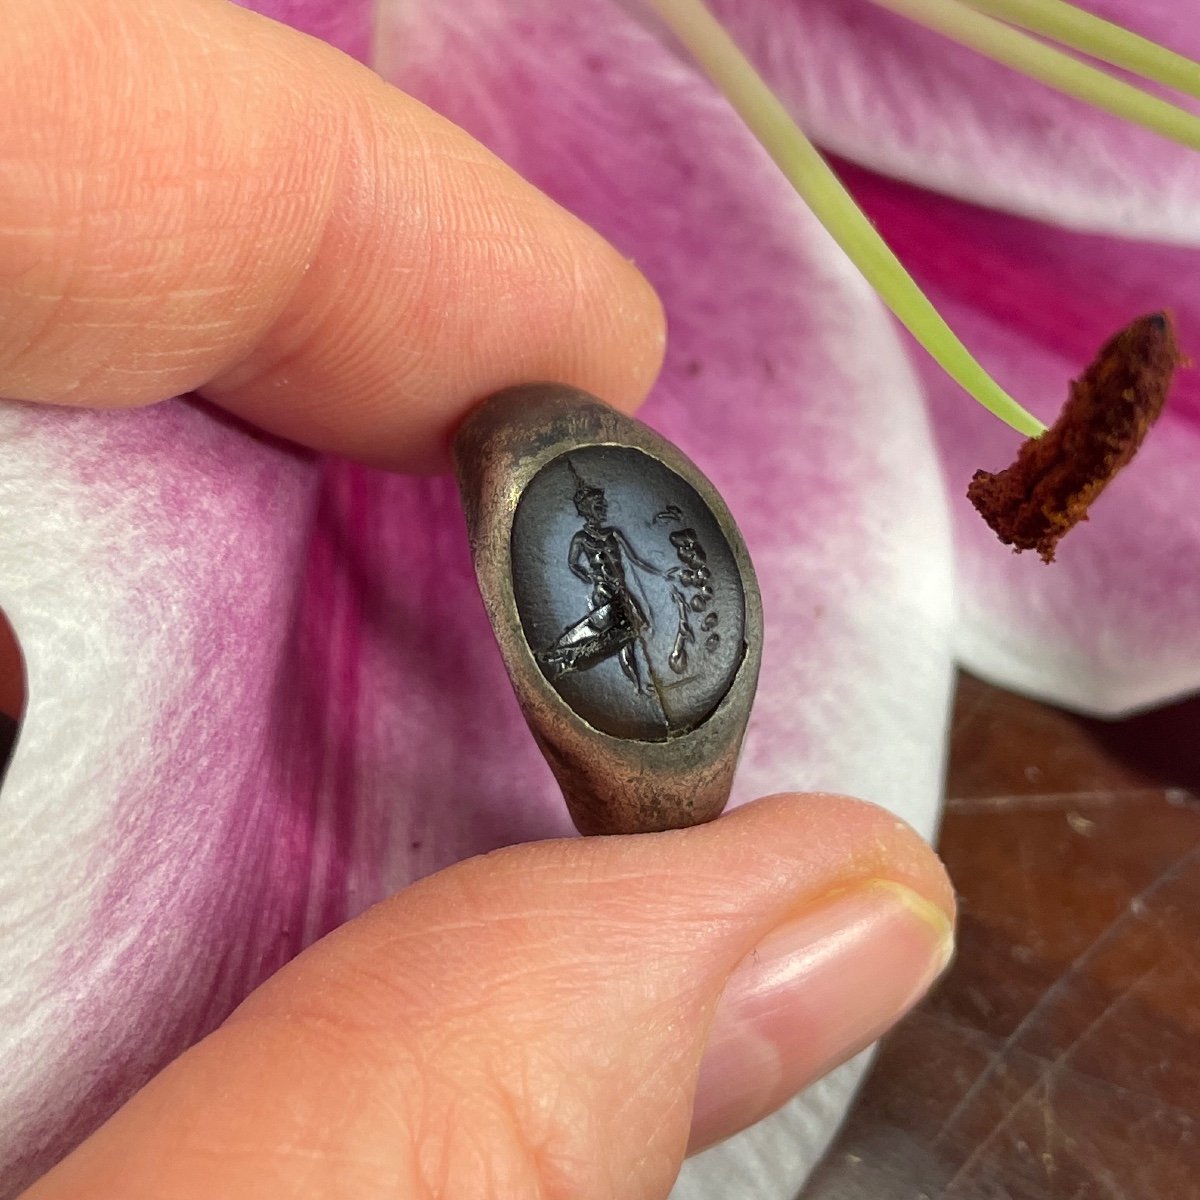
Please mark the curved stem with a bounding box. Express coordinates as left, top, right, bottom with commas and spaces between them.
644, 0, 1046, 438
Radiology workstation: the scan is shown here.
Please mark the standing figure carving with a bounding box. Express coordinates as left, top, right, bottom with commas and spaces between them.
509, 439, 750, 744
537, 468, 661, 691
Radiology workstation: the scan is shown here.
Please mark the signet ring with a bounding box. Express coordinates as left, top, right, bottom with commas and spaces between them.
454, 384, 762, 836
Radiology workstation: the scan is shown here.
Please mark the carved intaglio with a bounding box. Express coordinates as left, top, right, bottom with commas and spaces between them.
511, 445, 748, 741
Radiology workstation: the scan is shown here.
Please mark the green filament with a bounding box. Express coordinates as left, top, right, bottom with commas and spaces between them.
963, 0, 1200, 103
868, 0, 1200, 152
644, 0, 1047, 438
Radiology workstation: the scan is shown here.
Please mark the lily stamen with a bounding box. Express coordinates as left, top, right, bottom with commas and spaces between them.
645, 0, 1189, 554
867, 0, 1200, 152
962, 0, 1200, 104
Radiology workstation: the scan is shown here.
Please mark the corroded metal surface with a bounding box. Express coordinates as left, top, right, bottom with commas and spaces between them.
455, 384, 761, 836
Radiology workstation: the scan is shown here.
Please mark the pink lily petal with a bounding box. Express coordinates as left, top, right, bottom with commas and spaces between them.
708, 0, 1200, 241
0, 402, 319, 1186
229, 0, 375, 61
1, 3, 954, 1195
846, 160, 1200, 713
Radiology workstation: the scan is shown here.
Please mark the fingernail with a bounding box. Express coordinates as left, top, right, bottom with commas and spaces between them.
689, 880, 954, 1152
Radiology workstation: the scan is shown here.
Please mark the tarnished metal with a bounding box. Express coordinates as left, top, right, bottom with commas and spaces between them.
454, 384, 762, 836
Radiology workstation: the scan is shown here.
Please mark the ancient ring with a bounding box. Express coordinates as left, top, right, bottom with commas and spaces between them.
454, 384, 762, 836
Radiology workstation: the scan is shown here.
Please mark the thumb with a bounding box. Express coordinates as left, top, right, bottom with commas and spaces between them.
24, 794, 953, 1200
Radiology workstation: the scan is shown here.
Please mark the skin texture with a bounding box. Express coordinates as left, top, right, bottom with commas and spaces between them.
0, 0, 664, 714
0, 0, 664, 468
23, 794, 952, 1200
0, 2, 954, 1195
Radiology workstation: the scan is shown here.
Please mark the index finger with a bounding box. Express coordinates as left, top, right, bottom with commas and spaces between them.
0, 0, 665, 470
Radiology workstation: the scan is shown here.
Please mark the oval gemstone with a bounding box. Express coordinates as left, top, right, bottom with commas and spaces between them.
511, 445, 747, 741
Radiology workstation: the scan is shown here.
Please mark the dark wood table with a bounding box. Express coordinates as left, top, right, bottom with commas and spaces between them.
804, 673, 1200, 1200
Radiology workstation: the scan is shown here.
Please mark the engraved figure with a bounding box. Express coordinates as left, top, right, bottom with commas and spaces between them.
538, 473, 661, 690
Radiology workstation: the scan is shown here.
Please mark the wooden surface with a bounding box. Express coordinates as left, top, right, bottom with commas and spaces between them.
804, 673, 1200, 1200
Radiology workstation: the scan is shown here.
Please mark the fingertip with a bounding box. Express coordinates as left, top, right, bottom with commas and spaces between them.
0, 0, 667, 470
199, 62, 669, 471
718, 792, 956, 922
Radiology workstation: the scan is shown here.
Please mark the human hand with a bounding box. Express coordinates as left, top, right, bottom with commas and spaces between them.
25, 794, 951, 1199
4, 2, 954, 1195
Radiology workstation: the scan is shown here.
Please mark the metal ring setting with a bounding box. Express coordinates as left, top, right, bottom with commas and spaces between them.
455, 384, 761, 835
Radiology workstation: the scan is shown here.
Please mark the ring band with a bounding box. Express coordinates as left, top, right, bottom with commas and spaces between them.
455, 384, 761, 835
